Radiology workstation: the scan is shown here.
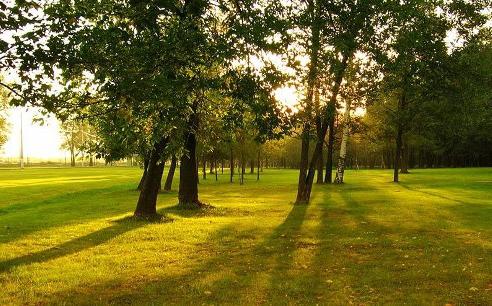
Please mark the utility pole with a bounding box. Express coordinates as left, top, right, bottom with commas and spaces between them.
20, 110, 24, 169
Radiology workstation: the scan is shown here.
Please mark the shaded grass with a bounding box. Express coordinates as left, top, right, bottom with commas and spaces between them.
0, 167, 491, 305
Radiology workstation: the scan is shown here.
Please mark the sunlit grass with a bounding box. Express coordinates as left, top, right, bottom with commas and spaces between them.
0, 167, 491, 305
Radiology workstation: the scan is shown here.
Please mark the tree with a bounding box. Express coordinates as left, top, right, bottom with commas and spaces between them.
163, 155, 177, 192
333, 100, 351, 184
0, 81, 9, 150
60, 119, 96, 167
7, 0, 289, 216
293, 0, 386, 203
369, 0, 490, 182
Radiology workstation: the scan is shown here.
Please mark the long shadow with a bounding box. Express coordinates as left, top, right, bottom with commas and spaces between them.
28, 186, 492, 305
400, 182, 492, 233
0, 217, 156, 273
192, 203, 309, 303
2, 184, 133, 214
0, 184, 178, 244
35, 223, 253, 304
399, 183, 467, 205
320, 185, 492, 304
42, 204, 309, 304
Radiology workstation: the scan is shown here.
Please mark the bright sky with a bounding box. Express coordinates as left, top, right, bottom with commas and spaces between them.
1, 107, 66, 159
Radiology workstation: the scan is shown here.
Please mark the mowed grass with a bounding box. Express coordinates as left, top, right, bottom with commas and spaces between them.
0, 167, 491, 305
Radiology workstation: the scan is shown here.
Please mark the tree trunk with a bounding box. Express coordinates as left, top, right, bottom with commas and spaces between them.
137, 157, 150, 190
134, 138, 168, 217
296, 52, 350, 203
295, 124, 311, 203
164, 155, 177, 191
240, 155, 245, 185
230, 148, 234, 183
394, 125, 403, 182
314, 78, 324, 184
394, 91, 406, 183
250, 159, 254, 173
70, 147, 75, 167
400, 142, 410, 174
295, 0, 321, 204
179, 114, 201, 208
196, 157, 199, 184
257, 149, 260, 181
202, 157, 206, 180
215, 158, 218, 181
334, 101, 351, 184
316, 135, 324, 184
324, 115, 335, 183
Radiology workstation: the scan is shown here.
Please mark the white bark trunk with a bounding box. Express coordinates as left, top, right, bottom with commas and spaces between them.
334, 100, 351, 184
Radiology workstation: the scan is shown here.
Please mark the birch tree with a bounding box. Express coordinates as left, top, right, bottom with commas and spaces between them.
334, 99, 351, 184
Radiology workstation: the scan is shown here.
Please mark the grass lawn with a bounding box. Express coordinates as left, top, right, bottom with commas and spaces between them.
0, 167, 491, 305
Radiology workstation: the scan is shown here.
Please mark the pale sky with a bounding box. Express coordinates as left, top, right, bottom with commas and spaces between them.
1, 107, 66, 159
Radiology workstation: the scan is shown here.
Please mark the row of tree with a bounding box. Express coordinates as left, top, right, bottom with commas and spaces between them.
1, 0, 490, 217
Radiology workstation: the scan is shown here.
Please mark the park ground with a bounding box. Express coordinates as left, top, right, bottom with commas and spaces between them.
0, 167, 491, 305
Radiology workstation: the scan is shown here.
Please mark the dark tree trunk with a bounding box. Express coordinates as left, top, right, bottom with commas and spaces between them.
315, 83, 324, 185
158, 165, 163, 192
137, 157, 150, 190
296, 125, 311, 204
394, 90, 407, 182
297, 52, 349, 203
179, 114, 201, 208
70, 148, 75, 167
250, 160, 254, 173
257, 149, 260, 181
240, 156, 245, 185
400, 142, 410, 174
164, 155, 177, 191
316, 134, 324, 184
394, 126, 403, 183
295, 2, 321, 204
215, 158, 218, 181
230, 148, 234, 183
134, 138, 168, 217
196, 157, 199, 184
324, 109, 335, 183
202, 157, 206, 180
297, 115, 325, 203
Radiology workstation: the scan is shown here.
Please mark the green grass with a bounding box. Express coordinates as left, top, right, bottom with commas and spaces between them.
0, 167, 491, 305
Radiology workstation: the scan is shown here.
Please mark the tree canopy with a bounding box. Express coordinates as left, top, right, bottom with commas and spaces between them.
0, 0, 490, 211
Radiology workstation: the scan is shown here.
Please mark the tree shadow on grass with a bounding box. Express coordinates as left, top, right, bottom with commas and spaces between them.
40, 203, 309, 305
399, 183, 468, 205
325, 186, 492, 305
400, 182, 492, 233
159, 205, 254, 218
31, 188, 492, 305
0, 216, 168, 273
0, 186, 177, 245
175, 202, 310, 303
